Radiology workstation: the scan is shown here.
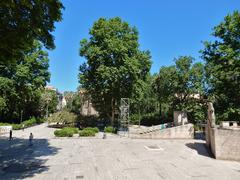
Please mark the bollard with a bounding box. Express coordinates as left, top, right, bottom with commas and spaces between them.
103, 133, 106, 139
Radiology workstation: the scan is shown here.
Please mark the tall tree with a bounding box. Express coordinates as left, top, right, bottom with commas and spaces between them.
0, 41, 50, 122
201, 11, 240, 122
0, 0, 64, 63
79, 17, 151, 124
64, 91, 82, 114
154, 56, 205, 122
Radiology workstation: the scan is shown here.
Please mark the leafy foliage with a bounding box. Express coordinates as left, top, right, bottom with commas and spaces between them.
83, 127, 99, 133
48, 110, 77, 126
201, 11, 240, 122
54, 127, 79, 137
104, 126, 115, 133
0, 117, 44, 130
79, 129, 96, 137
0, 41, 50, 123
40, 89, 58, 117
64, 91, 82, 114
154, 56, 206, 123
79, 17, 151, 123
0, 0, 64, 63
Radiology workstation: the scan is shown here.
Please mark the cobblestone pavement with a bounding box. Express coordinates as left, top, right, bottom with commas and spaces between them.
0, 123, 240, 180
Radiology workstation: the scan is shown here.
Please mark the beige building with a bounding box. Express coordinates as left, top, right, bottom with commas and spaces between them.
79, 89, 98, 116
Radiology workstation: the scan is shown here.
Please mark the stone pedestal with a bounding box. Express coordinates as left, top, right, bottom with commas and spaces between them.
174, 111, 188, 126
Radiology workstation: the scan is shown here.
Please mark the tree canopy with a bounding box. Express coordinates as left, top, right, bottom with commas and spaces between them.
0, 0, 64, 63
79, 17, 151, 123
154, 56, 205, 122
0, 41, 51, 122
201, 11, 240, 121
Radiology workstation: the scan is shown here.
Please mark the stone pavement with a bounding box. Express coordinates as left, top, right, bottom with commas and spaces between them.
0, 123, 240, 180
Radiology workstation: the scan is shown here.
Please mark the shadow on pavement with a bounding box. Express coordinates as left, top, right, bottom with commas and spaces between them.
0, 137, 60, 179
185, 142, 213, 158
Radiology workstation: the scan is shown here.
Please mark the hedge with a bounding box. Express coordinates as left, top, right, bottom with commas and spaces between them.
54, 127, 79, 137
0, 117, 45, 130
79, 129, 96, 137
104, 126, 115, 133
83, 127, 99, 133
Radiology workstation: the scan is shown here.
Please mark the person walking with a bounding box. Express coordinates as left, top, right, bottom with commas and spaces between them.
9, 130, 13, 141
29, 132, 33, 146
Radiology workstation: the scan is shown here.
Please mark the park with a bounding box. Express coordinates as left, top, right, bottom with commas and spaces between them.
0, 1, 240, 180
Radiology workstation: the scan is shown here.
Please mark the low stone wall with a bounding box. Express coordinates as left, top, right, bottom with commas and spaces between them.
206, 126, 240, 161
129, 124, 194, 139
0, 126, 12, 135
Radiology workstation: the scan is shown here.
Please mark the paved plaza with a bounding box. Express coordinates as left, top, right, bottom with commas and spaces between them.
0, 123, 240, 180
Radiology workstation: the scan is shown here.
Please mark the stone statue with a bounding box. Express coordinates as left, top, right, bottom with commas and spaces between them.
207, 102, 216, 128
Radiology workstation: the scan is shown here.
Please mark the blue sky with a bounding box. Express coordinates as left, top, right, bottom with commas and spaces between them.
47, 0, 240, 92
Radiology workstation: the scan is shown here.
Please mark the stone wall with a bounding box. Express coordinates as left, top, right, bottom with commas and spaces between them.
129, 124, 194, 139
206, 126, 240, 161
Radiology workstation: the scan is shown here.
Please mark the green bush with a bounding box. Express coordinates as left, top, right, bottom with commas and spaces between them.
104, 126, 115, 133
54, 129, 74, 137
79, 129, 96, 137
0, 122, 10, 126
36, 118, 45, 124
12, 124, 22, 130
48, 110, 77, 126
129, 114, 141, 125
22, 117, 37, 127
0, 122, 22, 130
0, 117, 45, 130
83, 127, 99, 133
62, 127, 79, 134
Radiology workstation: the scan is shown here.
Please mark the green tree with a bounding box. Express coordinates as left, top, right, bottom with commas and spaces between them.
64, 91, 82, 114
0, 41, 50, 122
79, 17, 151, 124
40, 89, 58, 118
0, 0, 64, 63
154, 65, 177, 115
154, 56, 205, 123
201, 11, 240, 122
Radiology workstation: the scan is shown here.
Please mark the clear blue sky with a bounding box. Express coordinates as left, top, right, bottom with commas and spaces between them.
47, 0, 240, 92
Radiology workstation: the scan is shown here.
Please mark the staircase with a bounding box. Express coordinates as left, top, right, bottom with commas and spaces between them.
128, 123, 194, 139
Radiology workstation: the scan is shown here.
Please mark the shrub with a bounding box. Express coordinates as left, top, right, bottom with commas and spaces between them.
79, 129, 96, 137
22, 117, 37, 127
129, 114, 141, 125
62, 127, 79, 134
77, 115, 99, 128
104, 126, 115, 133
0, 117, 45, 130
83, 127, 99, 133
36, 118, 45, 124
0, 122, 10, 126
48, 110, 77, 126
12, 124, 22, 130
54, 129, 74, 137
0, 122, 21, 130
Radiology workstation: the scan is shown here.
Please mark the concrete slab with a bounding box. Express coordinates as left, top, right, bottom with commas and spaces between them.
0, 123, 240, 180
